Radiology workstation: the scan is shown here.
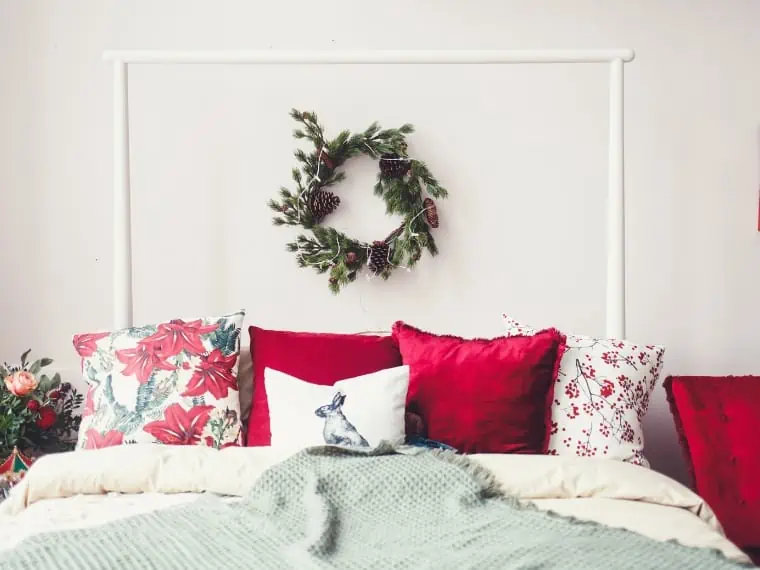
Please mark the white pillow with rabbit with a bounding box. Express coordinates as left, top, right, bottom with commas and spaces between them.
263, 365, 410, 451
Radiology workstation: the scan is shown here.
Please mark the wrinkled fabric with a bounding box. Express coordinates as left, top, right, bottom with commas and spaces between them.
0, 445, 752, 569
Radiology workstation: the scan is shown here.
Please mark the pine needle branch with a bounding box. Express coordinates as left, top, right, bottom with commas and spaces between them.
413, 160, 448, 199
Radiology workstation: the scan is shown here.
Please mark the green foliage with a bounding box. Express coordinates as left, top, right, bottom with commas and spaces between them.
101, 374, 136, 433
98, 369, 179, 438
134, 374, 157, 414
57, 390, 84, 439
210, 322, 241, 356
37, 373, 61, 395
269, 109, 449, 293
139, 372, 178, 416
124, 325, 159, 339
115, 412, 146, 436
0, 350, 83, 457
0, 389, 36, 457
206, 408, 239, 449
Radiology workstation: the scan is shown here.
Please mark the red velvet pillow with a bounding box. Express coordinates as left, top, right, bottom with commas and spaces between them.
391, 321, 565, 454
664, 375, 760, 551
246, 327, 403, 446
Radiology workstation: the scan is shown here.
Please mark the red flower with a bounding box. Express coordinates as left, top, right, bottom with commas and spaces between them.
181, 349, 238, 400
26, 400, 40, 412
36, 406, 57, 430
142, 319, 219, 357
82, 385, 96, 417
84, 429, 124, 449
204, 436, 240, 450
142, 403, 214, 445
73, 332, 110, 357
115, 343, 174, 384
48, 390, 61, 400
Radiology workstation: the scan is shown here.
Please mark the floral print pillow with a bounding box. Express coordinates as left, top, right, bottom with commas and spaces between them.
502, 314, 665, 467
73, 310, 245, 451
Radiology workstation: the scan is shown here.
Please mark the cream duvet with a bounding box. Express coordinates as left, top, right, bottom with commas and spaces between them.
0, 445, 749, 565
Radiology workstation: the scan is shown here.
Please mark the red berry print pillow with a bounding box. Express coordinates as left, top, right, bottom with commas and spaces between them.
502, 314, 665, 466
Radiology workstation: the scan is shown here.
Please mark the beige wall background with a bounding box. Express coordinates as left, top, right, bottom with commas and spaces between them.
1, 0, 759, 482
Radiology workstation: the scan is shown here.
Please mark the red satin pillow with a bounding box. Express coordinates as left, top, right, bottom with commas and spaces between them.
246, 327, 403, 446
392, 321, 565, 454
664, 375, 760, 552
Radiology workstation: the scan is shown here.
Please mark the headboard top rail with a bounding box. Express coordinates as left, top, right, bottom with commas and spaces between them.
102, 49, 635, 64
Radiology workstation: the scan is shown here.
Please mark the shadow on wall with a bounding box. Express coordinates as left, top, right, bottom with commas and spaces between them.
641, 396, 689, 484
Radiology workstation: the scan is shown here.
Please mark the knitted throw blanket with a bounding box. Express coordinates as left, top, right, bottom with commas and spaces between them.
0, 445, 750, 569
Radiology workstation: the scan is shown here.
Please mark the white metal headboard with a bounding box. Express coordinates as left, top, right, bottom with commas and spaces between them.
103, 49, 635, 339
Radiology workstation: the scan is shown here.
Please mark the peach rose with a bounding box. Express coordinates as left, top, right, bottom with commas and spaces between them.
4, 371, 39, 397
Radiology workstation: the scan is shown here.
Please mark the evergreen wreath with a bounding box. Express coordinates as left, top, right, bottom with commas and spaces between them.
268, 109, 448, 293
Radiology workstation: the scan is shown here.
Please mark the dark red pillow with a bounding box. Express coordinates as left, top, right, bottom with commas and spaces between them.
391, 321, 565, 454
664, 375, 760, 552
246, 327, 403, 446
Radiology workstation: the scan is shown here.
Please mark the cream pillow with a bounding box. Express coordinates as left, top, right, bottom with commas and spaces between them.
264, 366, 409, 452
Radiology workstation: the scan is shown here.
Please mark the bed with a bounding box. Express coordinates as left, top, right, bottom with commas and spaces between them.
0, 49, 752, 568
0, 445, 750, 566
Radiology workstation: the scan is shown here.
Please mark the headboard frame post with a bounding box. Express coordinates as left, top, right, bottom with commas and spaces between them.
113, 60, 133, 329
606, 58, 625, 339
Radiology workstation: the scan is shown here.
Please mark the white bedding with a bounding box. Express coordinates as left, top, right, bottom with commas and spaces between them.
0, 445, 749, 564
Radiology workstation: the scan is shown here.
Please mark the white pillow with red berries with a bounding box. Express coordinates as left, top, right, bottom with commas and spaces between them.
502, 314, 665, 467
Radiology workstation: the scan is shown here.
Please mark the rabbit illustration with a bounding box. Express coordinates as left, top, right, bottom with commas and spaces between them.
314, 391, 369, 448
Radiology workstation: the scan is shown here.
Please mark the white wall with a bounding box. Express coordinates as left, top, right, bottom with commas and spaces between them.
1, 0, 759, 483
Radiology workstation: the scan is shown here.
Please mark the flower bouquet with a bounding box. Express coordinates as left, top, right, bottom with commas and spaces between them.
0, 350, 84, 459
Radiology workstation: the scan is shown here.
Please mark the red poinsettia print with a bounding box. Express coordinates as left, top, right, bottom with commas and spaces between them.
116, 342, 175, 384
181, 349, 238, 400
142, 319, 219, 357
143, 403, 214, 445
73, 312, 245, 452
84, 429, 124, 449
73, 332, 110, 357
82, 385, 96, 417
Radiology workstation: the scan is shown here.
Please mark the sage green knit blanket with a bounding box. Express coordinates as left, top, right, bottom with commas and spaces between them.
0, 445, 750, 569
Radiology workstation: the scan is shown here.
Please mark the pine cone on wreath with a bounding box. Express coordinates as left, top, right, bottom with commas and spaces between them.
308, 190, 340, 222
319, 152, 335, 170
379, 153, 411, 179
423, 197, 439, 228
368, 241, 390, 274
